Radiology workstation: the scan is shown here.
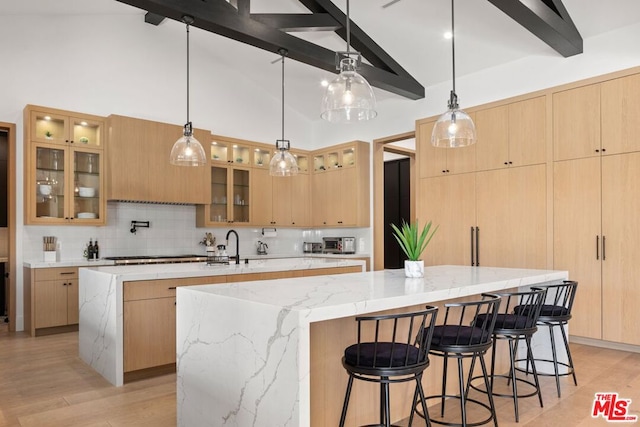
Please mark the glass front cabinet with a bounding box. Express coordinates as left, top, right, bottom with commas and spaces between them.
196, 165, 251, 226
25, 106, 106, 225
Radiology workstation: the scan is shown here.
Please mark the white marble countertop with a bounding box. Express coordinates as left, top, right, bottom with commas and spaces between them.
176, 265, 568, 427
24, 252, 369, 269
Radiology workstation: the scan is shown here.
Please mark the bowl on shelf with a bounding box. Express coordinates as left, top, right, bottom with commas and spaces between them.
39, 184, 52, 196
78, 187, 95, 197
77, 212, 97, 219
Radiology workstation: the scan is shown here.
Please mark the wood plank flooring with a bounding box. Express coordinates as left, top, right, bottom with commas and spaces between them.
1, 324, 639, 426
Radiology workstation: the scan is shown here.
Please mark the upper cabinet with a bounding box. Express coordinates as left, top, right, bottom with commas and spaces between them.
211, 135, 253, 166
417, 116, 476, 178
601, 73, 640, 156
196, 164, 250, 226
24, 105, 106, 225
475, 97, 546, 171
106, 115, 211, 204
553, 84, 601, 161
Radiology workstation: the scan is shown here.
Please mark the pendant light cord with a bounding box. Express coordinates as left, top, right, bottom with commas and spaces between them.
186, 21, 191, 125
451, 0, 456, 95
281, 52, 285, 143
346, 0, 351, 55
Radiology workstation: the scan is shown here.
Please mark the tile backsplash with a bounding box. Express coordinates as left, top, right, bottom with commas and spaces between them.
23, 202, 371, 261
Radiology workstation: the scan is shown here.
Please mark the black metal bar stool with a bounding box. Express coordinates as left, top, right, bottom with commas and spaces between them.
471, 287, 547, 423
515, 280, 578, 398
413, 294, 501, 427
339, 306, 439, 427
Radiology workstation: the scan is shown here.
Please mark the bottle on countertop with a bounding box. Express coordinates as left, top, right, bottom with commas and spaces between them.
93, 240, 99, 260
88, 238, 94, 261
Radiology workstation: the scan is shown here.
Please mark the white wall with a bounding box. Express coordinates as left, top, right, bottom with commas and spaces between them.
2, 11, 640, 330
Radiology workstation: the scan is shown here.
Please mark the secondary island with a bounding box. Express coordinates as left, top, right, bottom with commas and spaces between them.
176, 265, 568, 427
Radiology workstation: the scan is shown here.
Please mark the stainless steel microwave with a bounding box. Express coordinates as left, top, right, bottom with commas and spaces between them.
322, 237, 356, 254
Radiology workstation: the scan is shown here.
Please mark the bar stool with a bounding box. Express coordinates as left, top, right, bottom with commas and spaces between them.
413, 294, 501, 427
471, 287, 547, 423
339, 306, 439, 427
515, 280, 578, 398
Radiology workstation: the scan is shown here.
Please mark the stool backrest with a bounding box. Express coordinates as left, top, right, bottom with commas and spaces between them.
493, 287, 547, 331
537, 280, 578, 320
432, 294, 502, 352
351, 306, 439, 370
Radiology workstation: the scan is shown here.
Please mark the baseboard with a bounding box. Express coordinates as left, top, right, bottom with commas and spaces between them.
570, 335, 640, 354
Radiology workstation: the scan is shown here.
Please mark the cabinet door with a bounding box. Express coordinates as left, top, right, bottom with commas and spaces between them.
553, 84, 601, 161
124, 297, 176, 372
475, 105, 509, 171
70, 115, 103, 149
291, 173, 310, 227
509, 97, 546, 167
312, 173, 330, 226
417, 121, 447, 178
602, 153, 640, 345
72, 148, 104, 223
31, 111, 70, 145
35, 281, 68, 328
252, 168, 274, 225
476, 169, 510, 266
601, 74, 640, 156
231, 168, 251, 224
553, 157, 602, 339
419, 173, 476, 266
30, 144, 68, 222
272, 176, 293, 226
337, 168, 357, 226
66, 279, 79, 324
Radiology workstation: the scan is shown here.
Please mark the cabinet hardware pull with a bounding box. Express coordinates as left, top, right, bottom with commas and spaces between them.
62, 283, 67, 286
602, 148, 606, 152
168, 286, 176, 290
470, 226, 475, 266
595, 149, 600, 153
508, 161, 513, 165
60, 272, 75, 275
504, 162, 508, 165
596, 235, 599, 260
446, 169, 450, 173
442, 170, 446, 173
602, 235, 606, 260
476, 227, 480, 266
67, 283, 72, 286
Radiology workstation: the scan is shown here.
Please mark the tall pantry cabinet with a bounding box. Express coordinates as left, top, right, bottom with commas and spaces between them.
553, 74, 640, 345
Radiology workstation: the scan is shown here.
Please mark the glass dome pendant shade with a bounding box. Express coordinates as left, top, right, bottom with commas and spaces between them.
170, 16, 207, 166
431, 91, 476, 148
431, 0, 477, 148
320, 58, 377, 123
269, 49, 298, 177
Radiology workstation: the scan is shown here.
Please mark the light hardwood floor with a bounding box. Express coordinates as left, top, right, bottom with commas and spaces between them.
1, 324, 639, 426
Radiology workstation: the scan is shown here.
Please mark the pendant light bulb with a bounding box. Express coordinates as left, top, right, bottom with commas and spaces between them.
431, 0, 476, 148
170, 16, 207, 166
320, 0, 377, 123
270, 49, 298, 177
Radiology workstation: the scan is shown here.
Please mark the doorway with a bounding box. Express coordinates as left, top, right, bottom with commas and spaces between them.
0, 123, 16, 331
373, 131, 416, 271
384, 158, 411, 269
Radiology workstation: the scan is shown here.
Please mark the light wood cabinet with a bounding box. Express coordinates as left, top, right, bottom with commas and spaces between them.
475, 97, 546, 171
311, 141, 369, 227
106, 115, 210, 204
252, 168, 311, 227
556, 153, 640, 344
553, 84, 601, 161
211, 135, 253, 166
196, 165, 251, 226
601, 73, 640, 156
24, 267, 79, 336
417, 118, 476, 178
25, 105, 106, 225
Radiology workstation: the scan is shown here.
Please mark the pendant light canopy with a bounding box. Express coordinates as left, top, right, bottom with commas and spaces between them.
320, 0, 377, 124
170, 15, 207, 166
431, 0, 476, 148
269, 49, 299, 177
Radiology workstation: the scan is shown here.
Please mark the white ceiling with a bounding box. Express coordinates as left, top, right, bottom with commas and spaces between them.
4, 0, 640, 121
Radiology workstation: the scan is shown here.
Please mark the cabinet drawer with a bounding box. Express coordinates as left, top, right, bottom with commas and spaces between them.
34, 267, 78, 281
124, 275, 226, 301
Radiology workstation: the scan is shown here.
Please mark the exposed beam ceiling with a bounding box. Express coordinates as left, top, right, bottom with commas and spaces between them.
488, 0, 583, 57
116, 0, 425, 100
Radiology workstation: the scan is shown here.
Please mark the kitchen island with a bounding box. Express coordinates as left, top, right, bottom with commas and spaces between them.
78, 257, 366, 386
176, 265, 567, 427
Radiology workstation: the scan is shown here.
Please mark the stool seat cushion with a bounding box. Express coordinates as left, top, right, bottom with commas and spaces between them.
430, 325, 490, 347
344, 342, 421, 368
477, 313, 535, 331
514, 304, 569, 318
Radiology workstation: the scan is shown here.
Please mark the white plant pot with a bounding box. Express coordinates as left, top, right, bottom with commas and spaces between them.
404, 260, 424, 278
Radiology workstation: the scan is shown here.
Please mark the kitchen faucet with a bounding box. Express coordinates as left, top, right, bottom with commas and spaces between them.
226, 229, 240, 265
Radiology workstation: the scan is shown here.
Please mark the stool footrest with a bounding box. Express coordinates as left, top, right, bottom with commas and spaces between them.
420, 395, 496, 427
514, 357, 575, 377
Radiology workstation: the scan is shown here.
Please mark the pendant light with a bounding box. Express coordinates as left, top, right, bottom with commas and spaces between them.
431, 0, 476, 148
269, 49, 299, 177
170, 15, 207, 166
320, 0, 377, 123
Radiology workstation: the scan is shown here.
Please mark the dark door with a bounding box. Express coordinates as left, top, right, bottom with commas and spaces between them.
384, 158, 411, 269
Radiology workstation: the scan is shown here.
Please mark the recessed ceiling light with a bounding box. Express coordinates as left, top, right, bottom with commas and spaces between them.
44, 116, 51, 121
320, 79, 329, 87
444, 31, 453, 39
80, 121, 88, 126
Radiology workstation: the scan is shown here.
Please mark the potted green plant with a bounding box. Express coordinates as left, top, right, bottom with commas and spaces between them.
390, 219, 438, 278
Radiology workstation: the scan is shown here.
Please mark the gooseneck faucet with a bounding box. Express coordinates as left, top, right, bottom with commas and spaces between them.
226, 229, 240, 265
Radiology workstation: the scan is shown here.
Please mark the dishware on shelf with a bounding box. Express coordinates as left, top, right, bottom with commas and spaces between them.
78, 187, 95, 197
39, 184, 52, 196
77, 212, 97, 219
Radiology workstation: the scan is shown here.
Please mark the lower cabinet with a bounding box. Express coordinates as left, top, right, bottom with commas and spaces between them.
24, 267, 79, 336
122, 266, 363, 380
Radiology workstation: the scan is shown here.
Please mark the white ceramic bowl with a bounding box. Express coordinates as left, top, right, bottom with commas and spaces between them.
78, 187, 95, 197
39, 184, 52, 196
77, 212, 97, 219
